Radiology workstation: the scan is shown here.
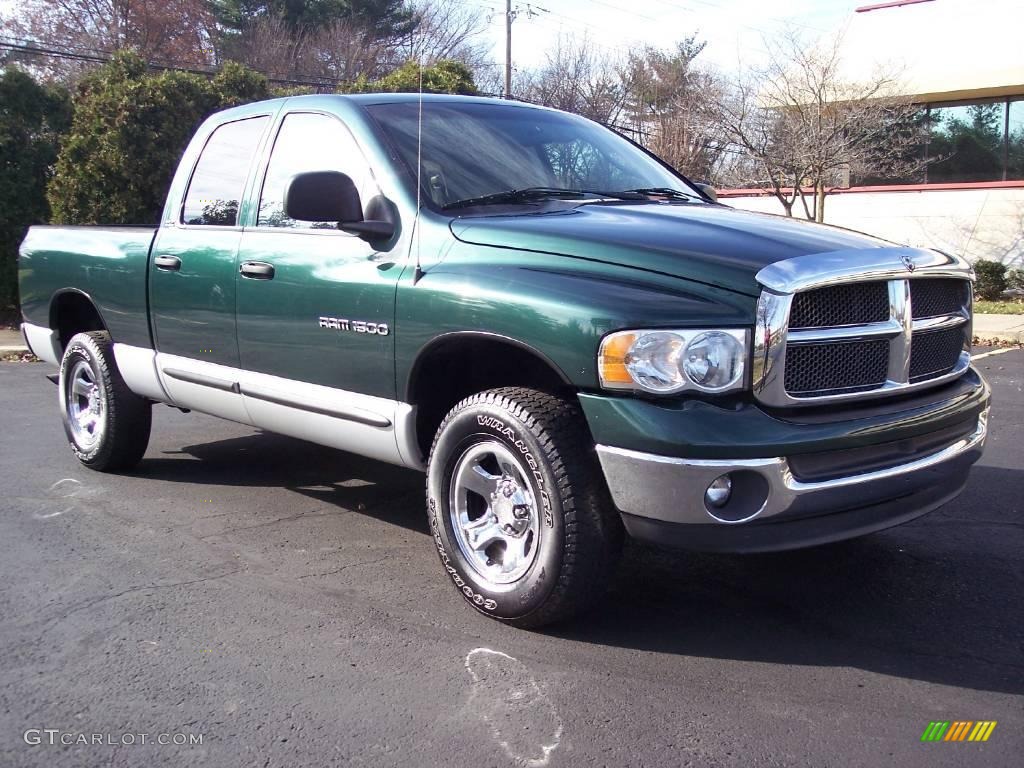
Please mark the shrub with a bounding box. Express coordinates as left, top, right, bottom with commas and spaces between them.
1007, 268, 1024, 291
344, 59, 478, 96
0, 68, 71, 316
48, 52, 268, 226
973, 259, 1008, 301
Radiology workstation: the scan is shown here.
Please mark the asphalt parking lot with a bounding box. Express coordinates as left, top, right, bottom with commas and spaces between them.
1, 350, 1021, 768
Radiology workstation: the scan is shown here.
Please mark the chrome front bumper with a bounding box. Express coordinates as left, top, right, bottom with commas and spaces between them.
596, 407, 988, 529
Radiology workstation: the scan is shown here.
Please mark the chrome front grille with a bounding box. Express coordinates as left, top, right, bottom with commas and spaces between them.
909, 326, 968, 382
753, 248, 974, 407
790, 282, 890, 329
910, 278, 970, 320
784, 338, 890, 395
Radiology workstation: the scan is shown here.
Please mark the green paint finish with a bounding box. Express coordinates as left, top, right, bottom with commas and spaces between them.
579, 370, 990, 459
149, 226, 244, 367
18, 226, 155, 348
394, 222, 753, 394
235, 229, 401, 398
449, 202, 888, 299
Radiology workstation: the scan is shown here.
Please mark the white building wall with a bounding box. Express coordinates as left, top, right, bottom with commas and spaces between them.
837, 0, 1024, 102
724, 188, 1024, 267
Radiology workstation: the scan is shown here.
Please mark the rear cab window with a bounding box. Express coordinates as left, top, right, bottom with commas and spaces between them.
181, 117, 269, 226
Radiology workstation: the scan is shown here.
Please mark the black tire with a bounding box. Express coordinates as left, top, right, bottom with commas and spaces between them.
58, 331, 152, 471
426, 387, 622, 628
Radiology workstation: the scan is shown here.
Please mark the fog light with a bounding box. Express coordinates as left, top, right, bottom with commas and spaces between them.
705, 474, 732, 509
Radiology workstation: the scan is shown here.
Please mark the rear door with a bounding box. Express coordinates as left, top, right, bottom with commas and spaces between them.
149, 114, 270, 419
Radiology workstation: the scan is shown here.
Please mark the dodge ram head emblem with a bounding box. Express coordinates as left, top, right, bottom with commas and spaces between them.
901, 253, 916, 272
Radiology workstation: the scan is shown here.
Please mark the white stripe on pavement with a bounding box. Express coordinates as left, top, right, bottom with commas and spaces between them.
972, 347, 1019, 361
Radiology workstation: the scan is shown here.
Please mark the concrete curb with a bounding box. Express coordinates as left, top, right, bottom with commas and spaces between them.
973, 314, 1024, 345
0, 328, 27, 354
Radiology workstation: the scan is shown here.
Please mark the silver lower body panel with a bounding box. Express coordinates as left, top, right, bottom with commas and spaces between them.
596, 407, 988, 546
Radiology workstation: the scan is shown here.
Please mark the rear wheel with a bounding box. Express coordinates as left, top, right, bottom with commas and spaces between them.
426, 387, 622, 628
59, 331, 151, 471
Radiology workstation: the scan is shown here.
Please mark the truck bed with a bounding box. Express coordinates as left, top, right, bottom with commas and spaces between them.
19, 225, 157, 349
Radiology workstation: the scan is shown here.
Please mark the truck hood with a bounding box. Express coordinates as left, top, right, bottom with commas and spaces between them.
449, 202, 892, 297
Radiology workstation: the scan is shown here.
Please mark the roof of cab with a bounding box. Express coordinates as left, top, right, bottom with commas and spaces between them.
210, 92, 551, 121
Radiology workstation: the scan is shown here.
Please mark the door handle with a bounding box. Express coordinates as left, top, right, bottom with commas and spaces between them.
239, 261, 275, 280
154, 254, 181, 271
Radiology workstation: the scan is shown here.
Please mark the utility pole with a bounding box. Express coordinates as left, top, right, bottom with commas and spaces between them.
502, 3, 546, 99
505, 0, 514, 99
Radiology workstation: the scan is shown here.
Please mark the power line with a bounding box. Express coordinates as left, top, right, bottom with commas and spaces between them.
649, 0, 833, 34
501, 2, 549, 97
0, 37, 352, 91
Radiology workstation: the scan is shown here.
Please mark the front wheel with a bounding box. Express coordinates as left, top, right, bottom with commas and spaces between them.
426, 388, 622, 628
58, 331, 152, 471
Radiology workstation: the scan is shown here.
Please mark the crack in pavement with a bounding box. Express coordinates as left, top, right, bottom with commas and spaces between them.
196, 510, 346, 539
296, 556, 391, 580
28, 568, 247, 629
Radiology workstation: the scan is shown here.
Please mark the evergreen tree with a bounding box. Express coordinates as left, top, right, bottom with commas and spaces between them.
212, 1, 417, 39
0, 68, 71, 313
47, 52, 269, 226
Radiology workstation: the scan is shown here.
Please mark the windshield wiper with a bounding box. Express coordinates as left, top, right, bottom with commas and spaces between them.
442, 187, 644, 211
618, 187, 703, 201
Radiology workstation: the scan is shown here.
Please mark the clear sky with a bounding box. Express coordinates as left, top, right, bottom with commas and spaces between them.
470, 0, 860, 75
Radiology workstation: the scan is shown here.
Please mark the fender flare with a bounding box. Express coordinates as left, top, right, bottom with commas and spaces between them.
403, 330, 574, 403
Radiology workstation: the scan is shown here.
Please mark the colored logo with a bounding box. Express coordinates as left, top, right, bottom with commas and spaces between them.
921, 721, 997, 742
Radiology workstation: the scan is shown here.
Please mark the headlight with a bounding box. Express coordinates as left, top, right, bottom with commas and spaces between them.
598, 328, 749, 395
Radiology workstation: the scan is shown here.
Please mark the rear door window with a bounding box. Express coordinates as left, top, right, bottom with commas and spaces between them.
182, 116, 269, 226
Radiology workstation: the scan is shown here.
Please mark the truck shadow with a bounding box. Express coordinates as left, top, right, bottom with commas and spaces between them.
137, 433, 1022, 696
139, 430, 429, 536
558, 463, 1024, 696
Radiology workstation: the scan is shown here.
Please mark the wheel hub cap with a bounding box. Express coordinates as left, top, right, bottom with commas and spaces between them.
450, 441, 541, 585
66, 360, 105, 449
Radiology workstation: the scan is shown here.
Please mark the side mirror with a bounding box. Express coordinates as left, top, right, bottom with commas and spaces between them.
694, 182, 718, 202
284, 171, 395, 241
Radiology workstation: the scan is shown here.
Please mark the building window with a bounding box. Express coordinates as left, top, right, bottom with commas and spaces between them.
1007, 99, 1024, 181
853, 96, 1023, 186
926, 102, 1006, 183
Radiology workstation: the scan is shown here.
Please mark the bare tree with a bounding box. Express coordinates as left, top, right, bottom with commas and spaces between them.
1, 0, 215, 78
396, 0, 490, 71
313, 20, 390, 83
223, 0, 490, 90
233, 16, 385, 86
621, 38, 729, 181
710, 68, 813, 216
712, 27, 924, 220
521, 35, 629, 126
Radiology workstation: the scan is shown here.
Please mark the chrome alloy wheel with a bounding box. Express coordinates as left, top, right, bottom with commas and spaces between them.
449, 440, 541, 585
65, 359, 105, 449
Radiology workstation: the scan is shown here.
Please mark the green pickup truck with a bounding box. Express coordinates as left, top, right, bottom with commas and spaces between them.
19, 94, 990, 627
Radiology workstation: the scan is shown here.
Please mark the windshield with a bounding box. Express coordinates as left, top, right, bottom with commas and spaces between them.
365, 101, 700, 210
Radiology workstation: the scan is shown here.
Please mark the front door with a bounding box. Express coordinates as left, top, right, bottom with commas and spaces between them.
234, 111, 402, 401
